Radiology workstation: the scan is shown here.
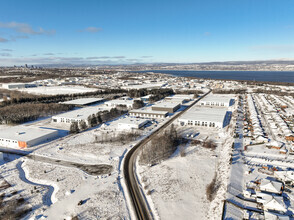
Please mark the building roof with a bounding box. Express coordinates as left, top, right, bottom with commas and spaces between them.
60, 98, 104, 105
199, 94, 232, 103
105, 99, 134, 105
0, 126, 58, 142
129, 108, 168, 115
121, 83, 164, 90
166, 94, 194, 100
179, 107, 228, 123
52, 106, 111, 120
118, 117, 149, 126
152, 102, 181, 109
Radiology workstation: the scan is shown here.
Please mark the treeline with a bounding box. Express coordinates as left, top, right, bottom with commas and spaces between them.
127, 88, 174, 102
70, 108, 127, 133
0, 88, 127, 107
253, 88, 294, 97
1, 87, 175, 107
94, 131, 141, 144
140, 125, 182, 165
0, 103, 73, 124
213, 89, 247, 94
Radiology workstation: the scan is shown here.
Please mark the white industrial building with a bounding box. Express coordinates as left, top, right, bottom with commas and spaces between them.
129, 109, 168, 119
121, 83, 164, 90
178, 107, 231, 128
104, 99, 134, 109
151, 102, 181, 113
60, 98, 104, 106
52, 106, 110, 124
2, 83, 37, 89
197, 95, 233, 107
117, 118, 149, 130
165, 94, 194, 103
0, 126, 59, 148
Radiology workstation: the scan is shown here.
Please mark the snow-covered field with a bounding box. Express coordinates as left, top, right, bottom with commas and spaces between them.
137, 125, 233, 220
17, 85, 97, 95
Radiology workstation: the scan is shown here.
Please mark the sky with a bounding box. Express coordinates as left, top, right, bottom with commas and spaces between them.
0, 0, 294, 66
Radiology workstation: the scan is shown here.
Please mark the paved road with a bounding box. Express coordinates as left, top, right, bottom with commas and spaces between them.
123, 91, 211, 220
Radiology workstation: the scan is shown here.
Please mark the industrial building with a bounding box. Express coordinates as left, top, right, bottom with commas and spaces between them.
197, 95, 233, 107
104, 99, 134, 109
178, 107, 231, 128
117, 118, 149, 130
140, 94, 152, 102
1, 83, 37, 89
129, 109, 168, 119
151, 102, 181, 113
165, 94, 194, 103
60, 98, 104, 106
121, 83, 164, 90
0, 126, 59, 148
52, 106, 110, 124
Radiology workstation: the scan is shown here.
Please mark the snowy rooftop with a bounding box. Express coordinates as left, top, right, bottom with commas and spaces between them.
200, 94, 232, 103
121, 83, 164, 90
118, 117, 149, 125
152, 102, 181, 109
180, 107, 228, 122
0, 126, 58, 142
60, 98, 104, 105
105, 99, 134, 105
52, 106, 111, 120
166, 94, 194, 99
129, 108, 169, 115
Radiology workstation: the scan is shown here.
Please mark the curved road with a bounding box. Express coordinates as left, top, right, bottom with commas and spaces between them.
123, 91, 211, 220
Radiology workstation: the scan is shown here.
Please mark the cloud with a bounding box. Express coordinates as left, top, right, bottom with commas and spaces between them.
86, 56, 126, 59
126, 58, 141, 62
43, 53, 55, 56
251, 45, 294, 53
1, 49, 13, 51
140, 56, 153, 58
0, 52, 11, 56
0, 22, 55, 35
0, 37, 9, 42
78, 27, 102, 33
0, 56, 143, 66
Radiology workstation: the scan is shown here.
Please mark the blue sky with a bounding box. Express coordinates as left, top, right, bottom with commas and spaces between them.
0, 0, 294, 66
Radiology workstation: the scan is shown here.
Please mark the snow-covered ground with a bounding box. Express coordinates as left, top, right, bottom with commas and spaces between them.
0, 113, 168, 219
137, 125, 233, 220
17, 85, 97, 95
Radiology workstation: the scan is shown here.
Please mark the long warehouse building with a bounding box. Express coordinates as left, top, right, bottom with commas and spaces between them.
0, 126, 58, 148
178, 107, 231, 128
52, 106, 110, 124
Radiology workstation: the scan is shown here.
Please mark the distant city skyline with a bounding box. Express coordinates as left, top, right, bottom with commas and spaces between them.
0, 0, 294, 66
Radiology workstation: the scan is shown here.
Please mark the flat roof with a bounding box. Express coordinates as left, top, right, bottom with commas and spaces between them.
180, 107, 228, 123
167, 94, 194, 99
52, 106, 111, 120
0, 126, 58, 142
130, 109, 168, 115
122, 83, 163, 90
152, 102, 181, 109
118, 117, 149, 125
200, 94, 232, 103
105, 99, 134, 105
60, 98, 104, 105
